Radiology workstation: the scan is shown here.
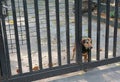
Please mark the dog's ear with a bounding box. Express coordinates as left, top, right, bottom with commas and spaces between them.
87, 38, 92, 43
88, 37, 92, 41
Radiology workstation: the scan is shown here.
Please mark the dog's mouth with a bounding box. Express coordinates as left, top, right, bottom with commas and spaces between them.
86, 46, 93, 50
89, 47, 93, 49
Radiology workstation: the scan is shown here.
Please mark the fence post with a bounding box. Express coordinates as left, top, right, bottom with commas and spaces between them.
0, 0, 10, 81
0, 21, 3, 81
0, 1, 3, 81
0, 62, 2, 82
0, 21, 4, 81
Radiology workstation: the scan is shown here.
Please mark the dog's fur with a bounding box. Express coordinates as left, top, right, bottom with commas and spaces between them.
72, 38, 92, 62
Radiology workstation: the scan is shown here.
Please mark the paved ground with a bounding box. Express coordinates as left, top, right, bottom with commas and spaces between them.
33, 62, 120, 82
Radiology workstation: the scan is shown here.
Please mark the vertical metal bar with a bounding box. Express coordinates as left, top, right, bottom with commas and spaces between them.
88, 0, 92, 62
34, 0, 43, 69
55, 0, 61, 66
1, 14, 11, 78
75, 0, 82, 63
0, 1, 1, 18
0, 62, 2, 80
1, 0, 14, 77
65, 0, 70, 64
45, 0, 52, 68
11, 0, 22, 73
105, 0, 110, 59
23, 0, 32, 72
0, 22, 3, 80
97, 0, 101, 60
0, 20, 8, 79
113, 0, 118, 57
0, 3, 4, 79
88, 0, 92, 38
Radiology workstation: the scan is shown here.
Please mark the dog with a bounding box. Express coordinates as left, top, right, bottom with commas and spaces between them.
72, 37, 93, 62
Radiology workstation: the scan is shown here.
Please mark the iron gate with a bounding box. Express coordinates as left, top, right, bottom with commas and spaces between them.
0, 0, 120, 82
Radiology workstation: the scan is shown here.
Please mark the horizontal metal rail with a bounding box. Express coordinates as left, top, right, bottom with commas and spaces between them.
2, 57, 120, 82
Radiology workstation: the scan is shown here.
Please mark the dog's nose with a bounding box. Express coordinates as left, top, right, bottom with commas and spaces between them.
89, 47, 93, 49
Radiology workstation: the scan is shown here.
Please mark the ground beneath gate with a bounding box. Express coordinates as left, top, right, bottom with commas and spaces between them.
33, 62, 120, 82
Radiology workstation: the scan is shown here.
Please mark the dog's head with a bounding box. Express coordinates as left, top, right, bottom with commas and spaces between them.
81, 38, 93, 50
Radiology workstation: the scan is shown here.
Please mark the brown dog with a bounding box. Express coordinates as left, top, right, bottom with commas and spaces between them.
72, 38, 93, 62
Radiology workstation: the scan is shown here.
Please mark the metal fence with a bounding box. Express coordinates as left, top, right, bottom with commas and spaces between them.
0, 0, 120, 82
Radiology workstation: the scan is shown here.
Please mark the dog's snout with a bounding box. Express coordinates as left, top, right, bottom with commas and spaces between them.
89, 46, 93, 49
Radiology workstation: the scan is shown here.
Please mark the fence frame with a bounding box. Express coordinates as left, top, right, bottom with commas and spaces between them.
0, 0, 120, 82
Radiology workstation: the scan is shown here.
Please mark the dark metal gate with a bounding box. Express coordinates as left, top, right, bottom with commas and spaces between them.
0, 0, 120, 82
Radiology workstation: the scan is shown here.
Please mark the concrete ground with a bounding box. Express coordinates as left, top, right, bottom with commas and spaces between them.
33, 62, 120, 82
